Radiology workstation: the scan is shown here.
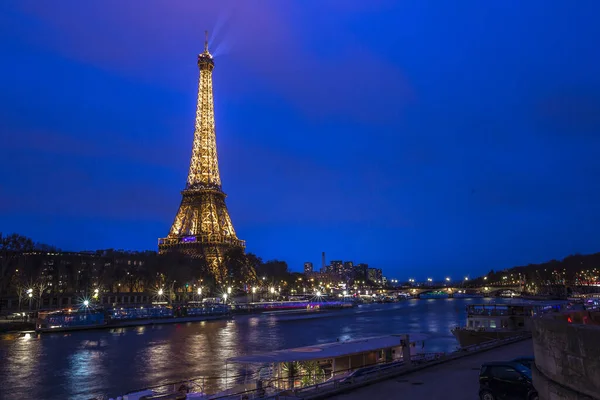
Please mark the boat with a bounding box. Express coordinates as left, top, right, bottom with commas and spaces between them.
112, 334, 430, 400
232, 300, 355, 315
419, 291, 449, 299
451, 302, 567, 348
35, 303, 231, 333
452, 291, 484, 299
36, 307, 106, 332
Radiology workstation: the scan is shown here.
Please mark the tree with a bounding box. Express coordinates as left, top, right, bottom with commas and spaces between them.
222, 247, 258, 287
256, 260, 289, 280
0, 233, 34, 309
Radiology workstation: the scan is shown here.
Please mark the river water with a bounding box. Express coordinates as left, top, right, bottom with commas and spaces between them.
0, 298, 510, 400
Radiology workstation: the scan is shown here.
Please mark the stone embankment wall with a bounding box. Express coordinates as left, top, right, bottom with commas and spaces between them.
531, 311, 600, 400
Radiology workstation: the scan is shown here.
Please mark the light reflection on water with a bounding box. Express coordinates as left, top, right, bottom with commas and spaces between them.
0, 298, 507, 400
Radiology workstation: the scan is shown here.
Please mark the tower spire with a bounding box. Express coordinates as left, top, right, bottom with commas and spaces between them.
204, 30, 209, 53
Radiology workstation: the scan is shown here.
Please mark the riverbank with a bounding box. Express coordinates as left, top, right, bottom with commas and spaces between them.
0, 320, 35, 333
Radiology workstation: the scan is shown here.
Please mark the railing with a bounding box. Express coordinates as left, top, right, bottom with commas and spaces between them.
158, 235, 246, 247
107, 336, 530, 400
290, 336, 531, 399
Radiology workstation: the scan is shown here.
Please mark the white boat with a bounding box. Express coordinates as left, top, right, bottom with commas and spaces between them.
453, 292, 484, 299
451, 301, 567, 348
111, 334, 429, 399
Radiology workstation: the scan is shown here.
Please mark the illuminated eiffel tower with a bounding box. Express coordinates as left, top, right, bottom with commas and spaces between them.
159, 32, 244, 283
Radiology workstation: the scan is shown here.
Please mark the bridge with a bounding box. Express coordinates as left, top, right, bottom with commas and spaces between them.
390, 286, 522, 297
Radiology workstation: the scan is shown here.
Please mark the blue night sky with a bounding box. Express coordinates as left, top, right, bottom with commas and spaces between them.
1, 1, 599, 280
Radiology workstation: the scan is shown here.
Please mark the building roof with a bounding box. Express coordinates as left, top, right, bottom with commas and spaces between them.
227, 334, 428, 364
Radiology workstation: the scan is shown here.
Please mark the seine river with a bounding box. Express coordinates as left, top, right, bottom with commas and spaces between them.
0, 298, 510, 400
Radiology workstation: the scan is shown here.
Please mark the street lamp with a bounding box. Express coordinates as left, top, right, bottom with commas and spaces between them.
445, 277, 450, 282
158, 288, 164, 296
227, 286, 232, 295
197, 287, 202, 296
316, 291, 322, 297
83, 300, 89, 307
223, 293, 228, 303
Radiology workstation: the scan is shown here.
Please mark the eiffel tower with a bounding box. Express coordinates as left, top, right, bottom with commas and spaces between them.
159, 32, 245, 283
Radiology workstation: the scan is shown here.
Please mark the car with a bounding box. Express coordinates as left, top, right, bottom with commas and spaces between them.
479, 361, 538, 400
511, 356, 534, 370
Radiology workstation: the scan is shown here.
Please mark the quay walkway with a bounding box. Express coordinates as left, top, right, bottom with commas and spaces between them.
326, 339, 533, 400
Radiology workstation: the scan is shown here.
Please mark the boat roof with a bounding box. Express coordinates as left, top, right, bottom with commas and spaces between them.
228, 334, 428, 364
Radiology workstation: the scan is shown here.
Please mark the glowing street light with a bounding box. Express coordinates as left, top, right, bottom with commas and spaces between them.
270, 287, 275, 294
427, 278, 433, 282
27, 288, 33, 294
158, 288, 164, 296
83, 300, 89, 307
223, 293, 228, 302
316, 291, 322, 297
483, 277, 488, 280
445, 277, 451, 282
343, 290, 347, 296
28, 293, 33, 298
197, 287, 202, 295
464, 277, 469, 281
252, 287, 256, 293
227, 286, 232, 295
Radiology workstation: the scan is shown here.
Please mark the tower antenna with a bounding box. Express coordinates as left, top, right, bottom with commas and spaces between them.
204, 30, 209, 52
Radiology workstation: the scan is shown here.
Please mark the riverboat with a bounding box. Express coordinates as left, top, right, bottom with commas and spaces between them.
36, 307, 107, 332
35, 303, 231, 333
113, 334, 430, 400
451, 302, 566, 348
233, 300, 355, 315
419, 291, 449, 299
452, 292, 484, 299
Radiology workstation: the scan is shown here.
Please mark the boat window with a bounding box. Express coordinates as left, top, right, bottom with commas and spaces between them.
490, 320, 496, 328
491, 367, 522, 382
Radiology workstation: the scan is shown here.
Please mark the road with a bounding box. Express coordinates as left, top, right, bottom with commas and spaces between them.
329, 339, 533, 400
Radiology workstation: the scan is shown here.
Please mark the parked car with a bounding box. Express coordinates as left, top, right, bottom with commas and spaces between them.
511, 356, 534, 369
8, 312, 27, 320
479, 361, 538, 400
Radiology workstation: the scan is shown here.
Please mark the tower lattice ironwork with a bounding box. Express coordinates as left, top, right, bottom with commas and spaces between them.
159, 32, 244, 283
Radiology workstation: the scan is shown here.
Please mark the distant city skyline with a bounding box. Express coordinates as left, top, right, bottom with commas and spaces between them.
1, 2, 599, 279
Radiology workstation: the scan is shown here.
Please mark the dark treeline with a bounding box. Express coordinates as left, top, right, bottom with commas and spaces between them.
472, 252, 600, 286
0, 233, 295, 299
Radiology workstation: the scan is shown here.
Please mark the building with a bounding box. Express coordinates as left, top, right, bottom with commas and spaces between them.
158, 32, 244, 283
303, 262, 313, 275
367, 268, 383, 284
331, 260, 343, 275
354, 263, 369, 281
